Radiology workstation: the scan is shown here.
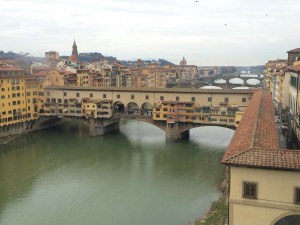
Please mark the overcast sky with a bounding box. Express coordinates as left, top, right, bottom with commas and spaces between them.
1, 0, 300, 66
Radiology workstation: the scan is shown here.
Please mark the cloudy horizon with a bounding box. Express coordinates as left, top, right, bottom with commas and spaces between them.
1, 0, 300, 66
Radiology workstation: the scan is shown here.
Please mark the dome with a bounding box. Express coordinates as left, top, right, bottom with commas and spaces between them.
229, 78, 244, 85
180, 57, 187, 66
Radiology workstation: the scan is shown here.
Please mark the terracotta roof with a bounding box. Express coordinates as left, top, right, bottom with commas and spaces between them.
286, 65, 300, 73
63, 71, 76, 75
287, 48, 300, 53
225, 147, 300, 170
0, 66, 24, 71
221, 90, 300, 170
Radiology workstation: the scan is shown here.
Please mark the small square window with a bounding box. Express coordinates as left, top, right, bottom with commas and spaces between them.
131, 95, 134, 99
176, 96, 179, 101
117, 94, 120, 99
243, 182, 257, 199
76, 93, 80, 97
64, 92, 67, 97
160, 96, 164, 101
90, 93, 93, 98
208, 97, 212, 102
145, 95, 149, 100
242, 98, 246, 103
225, 98, 228, 102
103, 94, 106, 98
191, 97, 195, 101
294, 187, 300, 204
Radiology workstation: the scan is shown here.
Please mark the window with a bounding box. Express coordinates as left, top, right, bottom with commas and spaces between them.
64, 92, 67, 97
208, 97, 212, 102
242, 98, 246, 103
191, 97, 195, 101
176, 96, 179, 101
291, 76, 298, 88
294, 187, 300, 204
117, 94, 120, 99
131, 95, 134, 99
225, 98, 228, 102
145, 95, 149, 100
243, 182, 258, 199
103, 94, 106, 98
160, 96, 164, 101
90, 93, 93, 98
76, 93, 80, 97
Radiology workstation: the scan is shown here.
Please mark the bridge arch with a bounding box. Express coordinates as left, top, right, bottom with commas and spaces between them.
127, 102, 139, 115
113, 101, 125, 113
271, 213, 300, 225
141, 102, 153, 116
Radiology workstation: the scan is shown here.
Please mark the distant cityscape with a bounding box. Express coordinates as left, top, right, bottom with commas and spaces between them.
1, 41, 300, 225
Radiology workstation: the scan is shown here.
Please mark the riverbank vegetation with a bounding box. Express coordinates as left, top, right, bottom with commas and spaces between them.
189, 177, 228, 225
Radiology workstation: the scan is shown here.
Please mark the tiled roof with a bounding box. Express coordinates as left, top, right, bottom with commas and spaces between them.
286, 65, 300, 73
222, 90, 300, 170
287, 48, 300, 53
225, 147, 300, 170
0, 66, 24, 71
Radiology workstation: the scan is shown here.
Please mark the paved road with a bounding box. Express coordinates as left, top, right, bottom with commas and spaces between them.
276, 121, 287, 149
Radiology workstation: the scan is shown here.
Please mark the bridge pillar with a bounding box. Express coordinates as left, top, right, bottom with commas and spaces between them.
89, 118, 120, 136
165, 122, 190, 141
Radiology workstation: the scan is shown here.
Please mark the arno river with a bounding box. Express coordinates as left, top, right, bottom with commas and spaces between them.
0, 121, 234, 225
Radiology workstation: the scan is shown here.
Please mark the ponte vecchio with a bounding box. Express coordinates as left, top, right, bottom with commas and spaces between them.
42, 86, 256, 140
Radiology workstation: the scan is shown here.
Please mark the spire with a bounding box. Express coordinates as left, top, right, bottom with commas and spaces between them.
72, 39, 78, 56
69, 39, 78, 62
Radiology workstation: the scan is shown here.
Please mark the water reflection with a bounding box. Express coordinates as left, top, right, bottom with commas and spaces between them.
0, 120, 233, 225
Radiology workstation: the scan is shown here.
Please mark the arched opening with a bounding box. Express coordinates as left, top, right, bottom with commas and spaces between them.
189, 126, 235, 148
141, 102, 153, 116
274, 215, 300, 225
113, 101, 125, 114
127, 102, 139, 115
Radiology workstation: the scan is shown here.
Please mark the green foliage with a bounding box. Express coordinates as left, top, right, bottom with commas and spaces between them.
194, 189, 228, 225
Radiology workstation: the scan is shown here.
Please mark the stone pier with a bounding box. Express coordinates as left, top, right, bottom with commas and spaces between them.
165, 122, 191, 141
89, 118, 120, 136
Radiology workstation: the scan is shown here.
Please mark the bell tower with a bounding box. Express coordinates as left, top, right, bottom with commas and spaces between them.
69, 39, 78, 62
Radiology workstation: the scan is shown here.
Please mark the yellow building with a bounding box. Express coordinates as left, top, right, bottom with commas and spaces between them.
222, 90, 300, 225
0, 75, 45, 127
76, 68, 90, 86
153, 100, 241, 127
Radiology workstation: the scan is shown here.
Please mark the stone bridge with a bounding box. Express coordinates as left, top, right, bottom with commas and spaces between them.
198, 75, 263, 87
17, 86, 255, 141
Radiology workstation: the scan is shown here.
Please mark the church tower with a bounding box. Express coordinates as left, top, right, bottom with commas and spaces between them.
69, 39, 78, 62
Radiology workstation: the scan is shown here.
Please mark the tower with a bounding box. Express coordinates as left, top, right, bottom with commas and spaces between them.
69, 40, 78, 62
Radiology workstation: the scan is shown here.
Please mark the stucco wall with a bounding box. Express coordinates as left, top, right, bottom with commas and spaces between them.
229, 166, 300, 225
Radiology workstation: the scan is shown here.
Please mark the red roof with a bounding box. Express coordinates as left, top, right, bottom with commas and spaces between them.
286, 64, 300, 73
221, 90, 300, 170
0, 66, 24, 71
287, 48, 300, 53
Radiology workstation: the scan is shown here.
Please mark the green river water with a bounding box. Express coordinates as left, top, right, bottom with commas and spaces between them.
0, 120, 234, 225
